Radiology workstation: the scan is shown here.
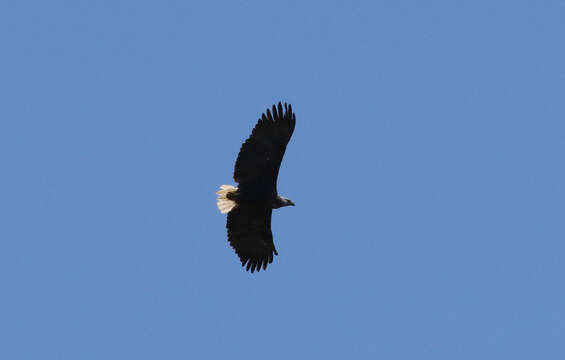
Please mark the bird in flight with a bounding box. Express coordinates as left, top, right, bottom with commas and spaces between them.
217, 102, 296, 273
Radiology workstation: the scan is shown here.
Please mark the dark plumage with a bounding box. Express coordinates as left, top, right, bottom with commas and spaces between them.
217, 102, 296, 273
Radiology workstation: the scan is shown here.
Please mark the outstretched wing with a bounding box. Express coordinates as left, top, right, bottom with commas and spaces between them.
233, 102, 296, 195
226, 204, 278, 273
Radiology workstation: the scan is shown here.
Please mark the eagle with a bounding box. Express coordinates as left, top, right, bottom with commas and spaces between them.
216, 102, 296, 273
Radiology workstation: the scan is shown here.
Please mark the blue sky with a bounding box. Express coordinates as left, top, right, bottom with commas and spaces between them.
1, 1, 564, 358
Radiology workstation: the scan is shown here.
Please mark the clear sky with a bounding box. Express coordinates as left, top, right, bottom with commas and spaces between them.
1, 1, 564, 359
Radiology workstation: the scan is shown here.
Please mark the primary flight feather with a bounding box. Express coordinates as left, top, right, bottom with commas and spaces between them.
217, 102, 296, 273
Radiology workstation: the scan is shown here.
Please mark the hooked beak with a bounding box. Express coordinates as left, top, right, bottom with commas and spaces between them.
289, 201, 295, 206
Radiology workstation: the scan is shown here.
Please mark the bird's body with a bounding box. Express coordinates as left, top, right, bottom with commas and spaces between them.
217, 102, 296, 273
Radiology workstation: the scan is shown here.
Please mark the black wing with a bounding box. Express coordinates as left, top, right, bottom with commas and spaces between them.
233, 102, 296, 196
227, 204, 278, 273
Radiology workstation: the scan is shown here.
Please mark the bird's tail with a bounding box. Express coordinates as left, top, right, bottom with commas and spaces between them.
216, 185, 238, 214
